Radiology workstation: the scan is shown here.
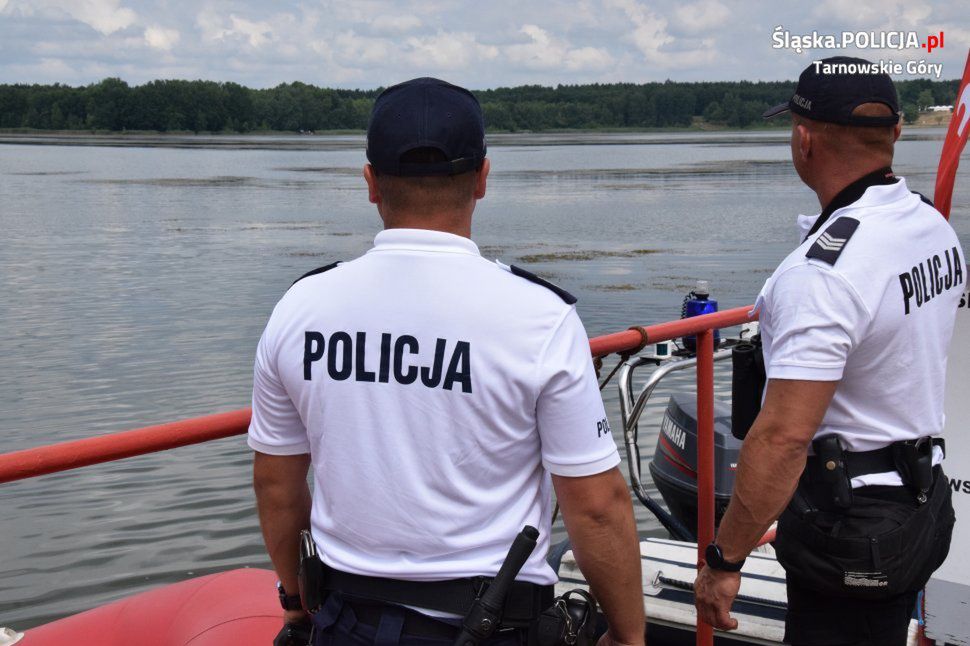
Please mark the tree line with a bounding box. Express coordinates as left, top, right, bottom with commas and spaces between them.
0, 77, 959, 133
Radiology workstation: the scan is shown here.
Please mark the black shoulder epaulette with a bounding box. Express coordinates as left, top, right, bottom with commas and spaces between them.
805, 217, 860, 265
291, 261, 341, 287
913, 191, 935, 208
509, 264, 578, 304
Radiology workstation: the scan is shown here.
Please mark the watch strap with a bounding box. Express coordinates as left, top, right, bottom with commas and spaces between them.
706, 542, 745, 572
277, 582, 304, 611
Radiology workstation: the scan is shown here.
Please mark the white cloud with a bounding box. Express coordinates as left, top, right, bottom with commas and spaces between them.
604, 0, 724, 70
330, 31, 393, 68
673, 1, 731, 34
14, 0, 137, 35
144, 26, 179, 51
0, 0, 9, 12
505, 25, 560, 69
604, 0, 675, 64
403, 30, 499, 70
196, 10, 274, 48
505, 24, 613, 71
811, 0, 933, 28
5, 56, 77, 82
229, 15, 273, 47
370, 14, 422, 34
563, 46, 615, 71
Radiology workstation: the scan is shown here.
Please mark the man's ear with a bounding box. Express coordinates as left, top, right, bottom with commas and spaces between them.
892, 123, 902, 142
474, 158, 490, 200
363, 164, 381, 205
796, 124, 812, 163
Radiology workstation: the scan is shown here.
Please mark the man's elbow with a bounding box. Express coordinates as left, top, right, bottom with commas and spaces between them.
252, 452, 311, 505
555, 468, 633, 527
750, 417, 815, 458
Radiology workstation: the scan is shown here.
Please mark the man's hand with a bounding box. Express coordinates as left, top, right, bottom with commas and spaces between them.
596, 631, 644, 646
272, 616, 312, 646
694, 565, 741, 631
284, 608, 310, 625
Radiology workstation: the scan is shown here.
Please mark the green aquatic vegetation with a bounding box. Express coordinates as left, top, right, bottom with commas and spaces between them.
592, 284, 641, 291
518, 249, 662, 263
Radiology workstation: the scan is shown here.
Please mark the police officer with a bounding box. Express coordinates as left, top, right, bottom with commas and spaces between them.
249, 78, 645, 646
694, 57, 961, 645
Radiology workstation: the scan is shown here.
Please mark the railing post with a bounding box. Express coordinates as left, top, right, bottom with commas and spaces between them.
695, 330, 715, 646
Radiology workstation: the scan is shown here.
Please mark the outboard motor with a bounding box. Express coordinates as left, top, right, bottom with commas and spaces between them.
648, 393, 741, 537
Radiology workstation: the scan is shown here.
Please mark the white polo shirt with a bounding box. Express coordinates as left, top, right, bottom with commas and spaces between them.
756, 178, 965, 487
248, 228, 619, 585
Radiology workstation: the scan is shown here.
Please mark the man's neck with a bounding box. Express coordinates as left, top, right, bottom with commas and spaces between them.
813, 161, 894, 212
381, 212, 473, 239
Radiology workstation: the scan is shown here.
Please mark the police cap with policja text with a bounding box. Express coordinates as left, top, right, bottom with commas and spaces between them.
763, 56, 900, 127
366, 77, 487, 177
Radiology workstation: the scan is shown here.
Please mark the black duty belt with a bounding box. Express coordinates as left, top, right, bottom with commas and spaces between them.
346, 599, 463, 639
320, 563, 554, 628
804, 437, 945, 482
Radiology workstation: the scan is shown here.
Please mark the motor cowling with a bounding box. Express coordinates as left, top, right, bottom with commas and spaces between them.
648, 393, 742, 538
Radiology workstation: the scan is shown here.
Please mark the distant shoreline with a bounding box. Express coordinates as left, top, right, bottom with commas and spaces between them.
0, 111, 949, 141
0, 119, 949, 151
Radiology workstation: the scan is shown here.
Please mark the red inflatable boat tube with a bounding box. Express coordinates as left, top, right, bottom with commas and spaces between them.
18, 568, 281, 646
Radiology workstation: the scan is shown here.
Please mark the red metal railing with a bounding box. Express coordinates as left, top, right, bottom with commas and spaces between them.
591, 305, 757, 646
0, 304, 757, 646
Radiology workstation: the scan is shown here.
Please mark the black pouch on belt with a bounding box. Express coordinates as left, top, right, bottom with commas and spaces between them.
730, 337, 765, 441
529, 590, 599, 646
298, 530, 325, 613
892, 437, 939, 503
813, 436, 853, 509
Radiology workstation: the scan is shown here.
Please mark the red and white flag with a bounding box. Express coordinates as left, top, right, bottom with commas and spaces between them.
935, 50, 970, 219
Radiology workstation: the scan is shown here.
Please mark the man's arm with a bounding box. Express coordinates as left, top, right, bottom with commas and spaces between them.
554, 467, 645, 646
694, 378, 837, 630
254, 451, 312, 624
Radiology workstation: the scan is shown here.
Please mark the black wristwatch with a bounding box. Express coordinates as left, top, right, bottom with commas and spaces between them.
277, 581, 303, 611
705, 543, 746, 572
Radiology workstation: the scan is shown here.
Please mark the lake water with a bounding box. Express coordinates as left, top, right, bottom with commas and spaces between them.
1, 130, 968, 629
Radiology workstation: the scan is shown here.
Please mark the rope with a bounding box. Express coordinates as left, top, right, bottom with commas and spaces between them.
598, 359, 624, 391
627, 325, 650, 353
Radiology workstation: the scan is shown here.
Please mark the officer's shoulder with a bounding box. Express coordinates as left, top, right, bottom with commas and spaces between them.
492, 261, 578, 305
805, 217, 861, 267
290, 261, 342, 288
912, 191, 935, 208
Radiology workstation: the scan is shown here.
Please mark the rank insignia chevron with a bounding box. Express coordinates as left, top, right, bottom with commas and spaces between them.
806, 217, 860, 265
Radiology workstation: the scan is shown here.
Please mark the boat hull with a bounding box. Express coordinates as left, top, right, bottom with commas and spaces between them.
17, 568, 280, 646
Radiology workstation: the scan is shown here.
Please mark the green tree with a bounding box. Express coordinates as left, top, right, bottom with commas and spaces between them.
703, 100, 724, 124
903, 104, 919, 124
85, 78, 131, 130
0, 77, 960, 133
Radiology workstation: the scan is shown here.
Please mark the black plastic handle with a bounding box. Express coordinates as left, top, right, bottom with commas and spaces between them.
453, 525, 539, 646
479, 525, 538, 612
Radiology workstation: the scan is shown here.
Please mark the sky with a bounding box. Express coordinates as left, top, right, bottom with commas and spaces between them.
0, 0, 967, 89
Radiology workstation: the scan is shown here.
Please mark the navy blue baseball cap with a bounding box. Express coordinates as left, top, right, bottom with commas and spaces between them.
763, 57, 899, 127
366, 77, 486, 176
